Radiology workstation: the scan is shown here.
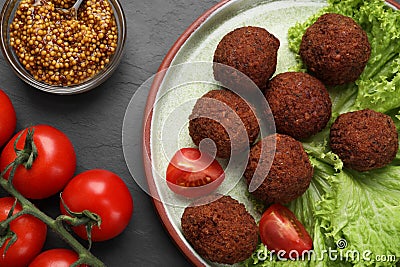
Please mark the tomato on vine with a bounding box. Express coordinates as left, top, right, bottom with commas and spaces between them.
0, 197, 47, 267
60, 169, 133, 242
29, 248, 88, 267
0, 125, 76, 199
0, 89, 16, 148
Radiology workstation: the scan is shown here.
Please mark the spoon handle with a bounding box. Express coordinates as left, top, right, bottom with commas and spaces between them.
72, 0, 85, 10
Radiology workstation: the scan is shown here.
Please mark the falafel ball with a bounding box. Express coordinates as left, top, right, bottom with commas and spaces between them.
244, 133, 313, 204
300, 13, 371, 86
213, 26, 280, 91
181, 195, 258, 264
330, 109, 398, 172
265, 72, 332, 140
189, 89, 259, 159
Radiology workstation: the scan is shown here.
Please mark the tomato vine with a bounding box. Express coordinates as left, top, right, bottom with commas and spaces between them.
0, 129, 106, 267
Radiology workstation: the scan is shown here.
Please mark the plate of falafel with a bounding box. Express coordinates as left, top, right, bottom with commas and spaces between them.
142, 0, 400, 266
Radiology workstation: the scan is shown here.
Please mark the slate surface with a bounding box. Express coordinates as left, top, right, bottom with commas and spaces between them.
0, 0, 218, 266
0, 0, 399, 266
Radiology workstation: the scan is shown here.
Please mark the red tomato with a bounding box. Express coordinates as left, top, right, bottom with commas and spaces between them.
0, 89, 16, 148
166, 148, 225, 198
0, 197, 47, 267
60, 169, 133, 242
259, 204, 313, 259
29, 249, 88, 267
0, 125, 76, 199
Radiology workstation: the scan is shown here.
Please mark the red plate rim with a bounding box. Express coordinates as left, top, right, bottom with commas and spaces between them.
142, 0, 400, 266
388, 0, 400, 8
142, 1, 230, 266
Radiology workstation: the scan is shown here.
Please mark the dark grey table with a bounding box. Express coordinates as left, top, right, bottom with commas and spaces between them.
0, 0, 218, 266
1, 0, 399, 266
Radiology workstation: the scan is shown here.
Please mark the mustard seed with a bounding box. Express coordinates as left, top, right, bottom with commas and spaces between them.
10, 0, 118, 86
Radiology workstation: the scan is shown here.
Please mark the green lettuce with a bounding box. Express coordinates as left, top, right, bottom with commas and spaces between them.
243, 160, 346, 267
289, 0, 400, 114
321, 167, 400, 266
354, 0, 400, 113
244, 0, 400, 266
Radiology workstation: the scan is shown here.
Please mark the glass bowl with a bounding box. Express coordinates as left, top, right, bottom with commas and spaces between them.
0, 0, 126, 95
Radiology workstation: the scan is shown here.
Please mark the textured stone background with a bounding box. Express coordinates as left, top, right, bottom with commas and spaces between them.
0, 0, 218, 266
0, 0, 399, 266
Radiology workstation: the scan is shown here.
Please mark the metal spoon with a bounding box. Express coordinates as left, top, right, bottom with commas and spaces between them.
56, 0, 85, 19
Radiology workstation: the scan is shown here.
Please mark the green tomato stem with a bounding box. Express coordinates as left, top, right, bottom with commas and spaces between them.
0, 177, 106, 267
0, 128, 106, 267
0, 209, 28, 228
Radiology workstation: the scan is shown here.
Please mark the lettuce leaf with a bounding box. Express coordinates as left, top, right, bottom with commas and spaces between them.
243, 160, 339, 267
353, 1, 400, 113
321, 167, 400, 266
288, 0, 400, 114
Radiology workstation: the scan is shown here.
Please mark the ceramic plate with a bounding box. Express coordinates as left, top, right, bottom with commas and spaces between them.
142, 0, 400, 266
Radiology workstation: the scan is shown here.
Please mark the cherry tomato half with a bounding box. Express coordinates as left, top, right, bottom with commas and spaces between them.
166, 148, 225, 198
0, 125, 77, 199
0, 90, 16, 148
259, 204, 313, 259
0, 197, 47, 267
29, 249, 88, 267
60, 169, 134, 242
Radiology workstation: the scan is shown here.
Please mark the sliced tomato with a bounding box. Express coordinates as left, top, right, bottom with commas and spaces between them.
166, 148, 225, 198
259, 203, 312, 259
